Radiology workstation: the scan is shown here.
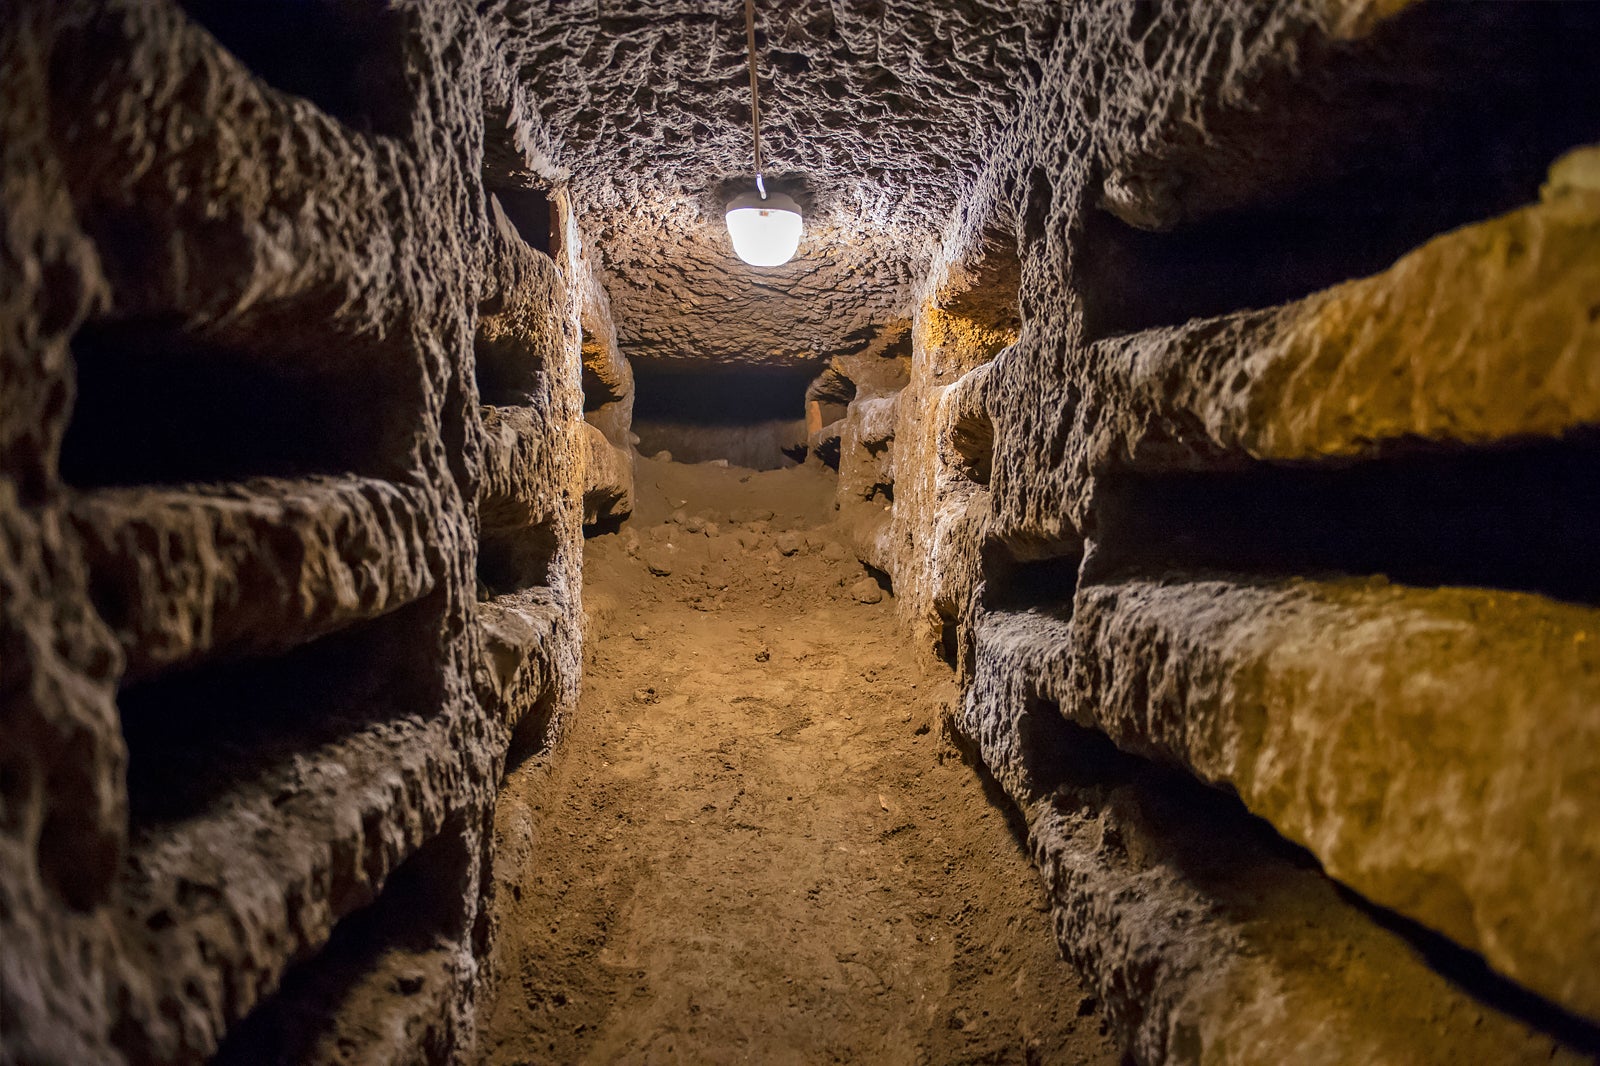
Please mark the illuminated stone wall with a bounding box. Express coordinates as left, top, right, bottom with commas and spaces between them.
826, 3, 1600, 1061
0, 2, 629, 1060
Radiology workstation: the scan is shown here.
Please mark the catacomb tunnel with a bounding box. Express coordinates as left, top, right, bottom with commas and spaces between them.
3, 1, 1600, 1063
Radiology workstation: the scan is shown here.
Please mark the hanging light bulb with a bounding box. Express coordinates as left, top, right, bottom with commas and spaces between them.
726, 0, 802, 267
726, 180, 802, 267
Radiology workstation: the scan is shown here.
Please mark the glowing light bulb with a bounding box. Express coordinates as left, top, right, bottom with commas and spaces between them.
725, 190, 802, 266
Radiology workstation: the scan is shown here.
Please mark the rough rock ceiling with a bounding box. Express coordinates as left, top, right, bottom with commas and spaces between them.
506, 1, 1054, 370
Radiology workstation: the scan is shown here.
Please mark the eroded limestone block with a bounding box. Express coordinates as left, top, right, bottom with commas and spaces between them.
70, 477, 438, 683
2, 0, 592, 1060
476, 586, 571, 736
1007, 170, 1600, 537
478, 205, 568, 404
849, 394, 899, 453
866, 298, 1016, 660
1108, 185, 1600, 465
47, 1, 431, 353
114, 703, 497, 1065
0, 493, 126, 1066
1069, 577, 1600, 1022
480, 403, 560, 532
579, 420, 634, 528
961, 611, 1594, 1064
838, 392, 899, 504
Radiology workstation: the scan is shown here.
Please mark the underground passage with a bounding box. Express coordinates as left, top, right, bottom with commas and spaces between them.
2, 2, 1600, 1063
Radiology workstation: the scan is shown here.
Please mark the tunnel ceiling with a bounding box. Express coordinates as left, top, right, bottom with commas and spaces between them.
503, 1, 1054, 371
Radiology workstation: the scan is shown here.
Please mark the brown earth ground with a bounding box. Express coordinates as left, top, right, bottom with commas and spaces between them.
479, 456, 1120, 1065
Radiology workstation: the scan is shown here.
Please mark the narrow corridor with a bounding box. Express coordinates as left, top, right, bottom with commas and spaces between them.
478, 458, 1119, 1064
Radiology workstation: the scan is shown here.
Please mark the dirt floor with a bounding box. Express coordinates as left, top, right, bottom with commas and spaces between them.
478, 457, 1121, 1065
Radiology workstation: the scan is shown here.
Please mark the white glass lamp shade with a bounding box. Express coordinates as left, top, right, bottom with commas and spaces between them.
724, 190, 803, 266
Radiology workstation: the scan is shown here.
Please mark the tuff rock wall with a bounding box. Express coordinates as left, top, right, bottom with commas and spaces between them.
0, 1, 631, 1062
825, 2, 1600, 1063
6, 1, 1600, 1063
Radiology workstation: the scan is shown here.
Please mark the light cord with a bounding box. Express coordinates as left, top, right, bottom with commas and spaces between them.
744, 0, 766, 198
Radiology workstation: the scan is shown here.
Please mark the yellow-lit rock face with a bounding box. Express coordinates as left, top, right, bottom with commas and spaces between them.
1070, 578, 1600, 1020
579, 420, 634, 526
1320, 0, 1426, 40
1217, 190, 1600, 460
860, 301, 1014, 666
893, 231, 1040, 621
1545, 144, 1600, 198
963, 607, 1593, 1066
828, 3, 1600, 1057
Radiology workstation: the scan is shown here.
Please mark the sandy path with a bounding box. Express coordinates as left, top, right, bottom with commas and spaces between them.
479, 458, 1117, 1065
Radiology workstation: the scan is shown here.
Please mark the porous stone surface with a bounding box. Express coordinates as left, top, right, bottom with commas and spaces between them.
956, 618, 1590, 1066
579, 420, 635, 526
0, 0, 612, 1060
835, 393, 897, 505
1023, 178, 1600, 536
830, 218, 1018, 669
477, 587, 568, 730
115, 690, 491, 1065
888, 305, 1012, 660
1067, 577, 1600, 1020
69, 477, 439, 683
819, 0, 1600, 1060
480, 404, 562, 531
978, 2, 1600, 551
504, 0, 1058, 368
478, 196, 569, 402
577, 248, 639, 525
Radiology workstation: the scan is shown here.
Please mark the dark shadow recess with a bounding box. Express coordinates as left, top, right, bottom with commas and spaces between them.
493, 187, 557, 258
62, 317, 420, 488
477, 522, 559, 600
633, 365, 817, 425
178, 0, 415, 139
209, 813, 475, 1065
983, 544, 1083, 614
581, 349, 625, 413
504, 690, 557, 778
120, 595, 445, 830
990, 697, 1600, 1055
1080, 4, 1600, 341
1086, 432, 1600, 606
948, 408, 994, 485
